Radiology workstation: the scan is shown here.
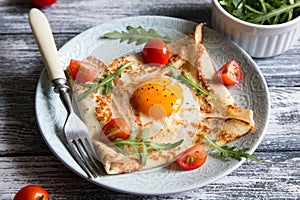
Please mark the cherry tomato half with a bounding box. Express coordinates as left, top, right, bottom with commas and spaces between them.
176, 144, 207, 171
69, 59, 97, 83
142, 39, 169, 66
216, 59, 242, 86
31, 0, 56, 7
14, 185, 49, 200
100, 118, 130, 142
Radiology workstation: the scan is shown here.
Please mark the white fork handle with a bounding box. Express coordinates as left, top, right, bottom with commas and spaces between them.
29, 8, 66, 81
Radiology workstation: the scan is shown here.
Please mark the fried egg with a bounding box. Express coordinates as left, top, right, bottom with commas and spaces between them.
72, 54, 204, 149
105, 58, 203, 145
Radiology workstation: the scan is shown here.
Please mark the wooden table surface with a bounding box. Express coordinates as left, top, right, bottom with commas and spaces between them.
1, 0, 299, 199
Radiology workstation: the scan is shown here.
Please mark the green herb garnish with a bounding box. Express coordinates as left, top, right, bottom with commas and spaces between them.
77, 61, 135, 101
167, 65, 212, 97
111, 129, 184, 165
103, 25, 172, 45
204, 135, 260, 162
218, 0, 300, 25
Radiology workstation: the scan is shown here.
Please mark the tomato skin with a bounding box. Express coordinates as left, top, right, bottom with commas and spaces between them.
31, 0, 56, 7
216, 59, 242, 86
14, 185, 49, 200
142, 39, 169, 66
69, 59, 97, 83
100, 118, 130, 142
176, 144, 207, 171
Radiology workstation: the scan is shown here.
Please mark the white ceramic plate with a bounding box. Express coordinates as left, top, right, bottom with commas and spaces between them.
35, 16, 270, 195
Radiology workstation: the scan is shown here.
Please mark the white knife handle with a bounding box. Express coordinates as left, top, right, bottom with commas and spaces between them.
29, 8, 66, 81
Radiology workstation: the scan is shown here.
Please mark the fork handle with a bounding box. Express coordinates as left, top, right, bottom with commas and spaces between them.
29, 8, 74, 114
29, 8, 66, 81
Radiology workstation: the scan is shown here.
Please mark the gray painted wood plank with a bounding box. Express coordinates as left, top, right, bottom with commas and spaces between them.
0, 152, 299, 199
0, 0, 212, 34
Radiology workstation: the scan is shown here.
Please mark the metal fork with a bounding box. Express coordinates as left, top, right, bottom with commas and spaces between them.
29, 8, 100, 178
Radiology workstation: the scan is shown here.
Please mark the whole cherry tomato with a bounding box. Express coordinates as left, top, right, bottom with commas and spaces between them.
14, 185, 49, 200
142, 39, 170, 66
100, 118, 130, 142
176, 144, 207, 171
69, 59, 97, 83
216, 59, 242, 86
31, 0, 57, 7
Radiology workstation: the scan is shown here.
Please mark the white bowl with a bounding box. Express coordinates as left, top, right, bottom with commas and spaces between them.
211, 0, 300, 58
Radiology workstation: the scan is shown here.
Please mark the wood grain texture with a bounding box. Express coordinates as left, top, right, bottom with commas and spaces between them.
0, 152, 299, 199
0, 0, 299, 199
0, 0, 212, 34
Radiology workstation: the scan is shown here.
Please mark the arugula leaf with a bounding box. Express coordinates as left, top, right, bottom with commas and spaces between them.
204, 135, 260, 163
103, 25, 172, 45
247, 2, 300, 24
111, 128, 184, 166
148, 139, 185, 150
77, 61, 135, 101
141, 143, 148, 166
218, 0, 300, 25
167, 65, 213, 97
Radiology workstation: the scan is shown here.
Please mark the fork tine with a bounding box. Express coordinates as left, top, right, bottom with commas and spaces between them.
74, 139, 97, 178
68, 140, 94, 178
77, 138, 100, 177
68, 139, 98, 178
81, 137, 101, 173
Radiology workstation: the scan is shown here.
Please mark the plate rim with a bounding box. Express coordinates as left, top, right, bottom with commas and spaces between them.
35, 15, 270, 195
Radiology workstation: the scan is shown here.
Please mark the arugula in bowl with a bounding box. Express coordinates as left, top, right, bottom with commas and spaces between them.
218, 0, 300, 25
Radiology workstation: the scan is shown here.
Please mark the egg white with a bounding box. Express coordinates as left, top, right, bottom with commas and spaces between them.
110, 64, 203, 147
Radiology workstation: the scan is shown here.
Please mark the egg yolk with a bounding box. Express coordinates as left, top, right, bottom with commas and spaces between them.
131, 77, 183, 119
